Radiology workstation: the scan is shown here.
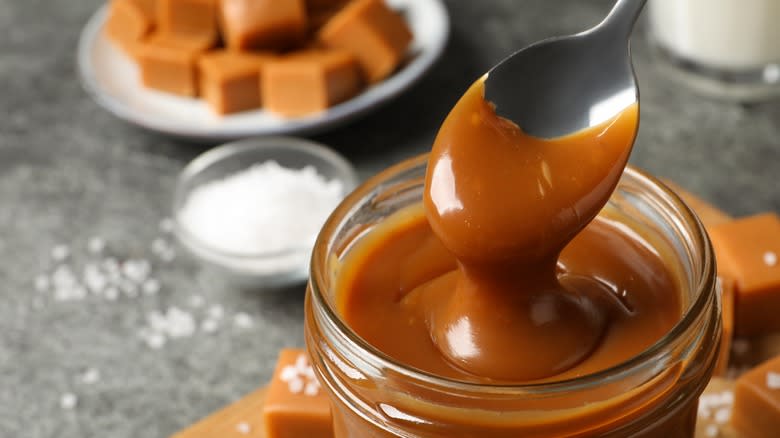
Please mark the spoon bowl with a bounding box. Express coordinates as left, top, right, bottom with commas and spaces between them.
484, 0, 647, 139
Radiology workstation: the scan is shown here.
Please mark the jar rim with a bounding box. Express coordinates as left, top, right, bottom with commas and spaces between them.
309, 155, 717, 394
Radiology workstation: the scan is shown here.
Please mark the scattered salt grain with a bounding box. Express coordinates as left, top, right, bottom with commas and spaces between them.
177, 161, 344, 266
34, 275, 49, 292
80, 368, 101, 385
60, 393, 78, 410
208, 305, 224, 320
280, 354, 320, 396
151, 238, 176, 262
767, 371, 780, 389
288, 378, 304, 394
304, 381, 320, 397
713, 407, 730, 424
143, 332, 167, 350
142, 279, 160, 295
87, 237, 106, 254
51, 245, 70, 261
236, 422, 251, 435
201, 318, 219, 334
234, 312, 253, 329
122, 259, 151, 283
764, 251, 778, 267
705, 424, 719, 437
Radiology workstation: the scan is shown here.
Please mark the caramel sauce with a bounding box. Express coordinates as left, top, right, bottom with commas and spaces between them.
335, 77, 681, 385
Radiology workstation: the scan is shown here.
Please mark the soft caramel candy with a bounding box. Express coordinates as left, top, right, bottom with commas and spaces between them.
709, 213, 780, 336
105, 0, 158, 58
158, 0, 218, 40
263, 349, 333, 438
715, 277, 736, 377
137, 34, 211, 96
219, 0, 307, 51
170, 386, 268, 438
318, 0, 412, 83
732, 355, 780, 438
198, 50, 274, 115
263, 50, 361, 116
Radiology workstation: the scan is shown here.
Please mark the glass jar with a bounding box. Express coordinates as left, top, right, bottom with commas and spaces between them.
305, 156, 720, 437
647, 0, 780, 101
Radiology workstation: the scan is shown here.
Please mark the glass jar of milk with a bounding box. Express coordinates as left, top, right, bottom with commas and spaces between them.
648, 0, 780, 101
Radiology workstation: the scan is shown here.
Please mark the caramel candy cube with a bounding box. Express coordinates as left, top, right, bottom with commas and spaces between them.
709, 213, 780, 336
105, 0, 158, 57
137, 34, 210, 97
158, 0, 218, 39
318, 0, 412, 83
263, 50, 361, 117
170, 386, 268, 438
732, 355, 780, 437
219, 0, 307, 51
198, 51, 274, 115
715, 276, 736, 376
263, 349, 333, 438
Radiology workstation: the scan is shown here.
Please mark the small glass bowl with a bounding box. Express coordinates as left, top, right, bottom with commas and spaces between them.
173, 136, 359, 289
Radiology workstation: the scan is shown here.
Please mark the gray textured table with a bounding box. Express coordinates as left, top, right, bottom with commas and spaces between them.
1, 1, 778, 437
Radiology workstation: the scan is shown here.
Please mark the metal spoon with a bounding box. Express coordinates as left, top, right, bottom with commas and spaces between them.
484, 0, 647, 139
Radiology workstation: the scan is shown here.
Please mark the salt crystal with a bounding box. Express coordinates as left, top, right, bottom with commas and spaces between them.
177, 161, 344, 264
52, 265, 77, 287
304, 381, 320, 396
713, 407, 731, 424
295, 354, 308, 371
80, 368, 101, 385
233, 312, 253, 329
144, 332, 166, 350
705, 424, 719, 437
166, 307, 196, 338
288, 377, 304, 394
280, 365, 298, 382
147, 311, 168, 332
767, 371, 780, 389
34, 275, 50, 292
122, 259, 150, 282
87, 237, 105, 254
236, 422, 251, 435
142, 279, 160, 295
764, 251, 778, 267
102, 258, 120, 273
201, 318, 219, 334
51, 245, 70, 261
60, 393, 78, 409
83, 264, 107, 294
208, 305, 224, 320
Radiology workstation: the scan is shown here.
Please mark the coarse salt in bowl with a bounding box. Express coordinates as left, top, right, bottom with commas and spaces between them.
173, 137, 359, 288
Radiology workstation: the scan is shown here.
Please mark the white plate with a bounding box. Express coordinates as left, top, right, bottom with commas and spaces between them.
77, 0, 450, 141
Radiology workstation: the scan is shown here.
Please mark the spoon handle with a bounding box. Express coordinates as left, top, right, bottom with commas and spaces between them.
599, 0, 648, 39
